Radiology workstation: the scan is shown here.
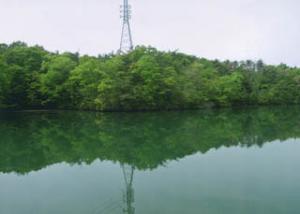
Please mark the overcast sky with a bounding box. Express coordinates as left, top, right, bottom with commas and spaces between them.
0, 0, 299, 66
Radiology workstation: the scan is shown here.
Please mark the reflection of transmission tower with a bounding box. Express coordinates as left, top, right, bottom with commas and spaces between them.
119, 0, 133, 53
122, 164, 135, 214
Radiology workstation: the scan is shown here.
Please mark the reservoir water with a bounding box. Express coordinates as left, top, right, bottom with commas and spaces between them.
0, 107, 300, 214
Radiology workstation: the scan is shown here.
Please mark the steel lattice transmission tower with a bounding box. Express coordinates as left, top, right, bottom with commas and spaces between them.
119, 0, 133, 53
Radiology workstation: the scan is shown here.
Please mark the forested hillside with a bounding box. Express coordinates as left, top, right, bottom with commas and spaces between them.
0, 42, 300, 111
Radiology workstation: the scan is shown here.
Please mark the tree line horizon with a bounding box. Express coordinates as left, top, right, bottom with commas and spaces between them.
0, 41, 300, 111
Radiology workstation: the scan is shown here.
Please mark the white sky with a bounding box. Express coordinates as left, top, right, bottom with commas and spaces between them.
0, 0, 299, 66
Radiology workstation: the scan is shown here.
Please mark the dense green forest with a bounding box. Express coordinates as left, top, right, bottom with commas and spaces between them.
0, 42, 300, 111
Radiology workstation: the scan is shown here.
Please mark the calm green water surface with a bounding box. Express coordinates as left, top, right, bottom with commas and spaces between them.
0, 107, 300, 214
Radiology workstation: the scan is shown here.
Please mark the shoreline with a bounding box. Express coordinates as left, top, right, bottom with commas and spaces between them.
0, 104, 296, 114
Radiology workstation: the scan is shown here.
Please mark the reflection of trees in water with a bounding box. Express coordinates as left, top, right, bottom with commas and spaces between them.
0, 106, 300, 174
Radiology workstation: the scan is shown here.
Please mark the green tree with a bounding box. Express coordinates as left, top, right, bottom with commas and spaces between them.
0, 57, 9, 108
67, 57, 104, 109
40, 54, 77, 108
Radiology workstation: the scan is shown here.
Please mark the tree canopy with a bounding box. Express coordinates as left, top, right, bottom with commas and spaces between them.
0, 42, 300, 111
